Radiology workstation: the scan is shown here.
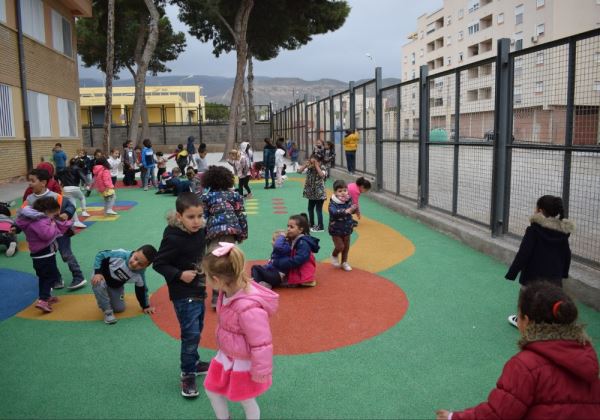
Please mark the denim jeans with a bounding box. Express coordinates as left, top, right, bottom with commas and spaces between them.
32, 254, 60, 300
173, 297, 206, 374
143, 167, 155, 188
307, 199, 324, 229
345, 151, 356, 173
56, 235, 84, 282
264, 165, 275, 187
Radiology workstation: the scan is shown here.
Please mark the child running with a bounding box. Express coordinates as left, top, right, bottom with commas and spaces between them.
91, 245, 157, 324
153, 192, 209, 398
505, 195, 574, 327
347, 177, 371, 225
227, 148, 252, 198
92, 157, 118, 216
436, 282, 600, 420
16, 197, 72, 312
328, 180, 357, 271
202, 243, 279, 420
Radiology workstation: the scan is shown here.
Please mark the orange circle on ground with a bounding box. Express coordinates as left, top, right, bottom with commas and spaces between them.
149, 261, 409, 355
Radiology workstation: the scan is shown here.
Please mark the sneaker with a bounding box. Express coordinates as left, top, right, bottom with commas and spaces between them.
195, 361, 210, 376
5, 241, 17, 257
269, 185, 276, 189
80, 211, 90, 217
103, 310, 117, 325
180, 374, 199, 398
300, 280, 317, 287
330, 255, 340, 268
507, 314, 518, 328
67, 278, 87, 290
245, 193, 253, 199
35, 299, 53, 313
53, 280, 64, 290
264, 185, 270, 189
73, 221, 87, 229
310, 226, 324, 233
143, 187, 148, 191
105, 209, 118, 216
341, 262, 353, 272
48, 296, 60, 304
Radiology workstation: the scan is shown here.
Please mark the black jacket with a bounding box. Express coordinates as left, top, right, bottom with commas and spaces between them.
505, 213, 574, 286
153, 214, 207, 301
263, 144, 276, 167
57, 164, 87, 187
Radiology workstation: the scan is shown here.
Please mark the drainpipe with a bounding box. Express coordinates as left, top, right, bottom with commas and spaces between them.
15, 0, 34, 171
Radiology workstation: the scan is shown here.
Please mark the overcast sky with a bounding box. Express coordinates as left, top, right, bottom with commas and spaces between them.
79, 0, 443, 82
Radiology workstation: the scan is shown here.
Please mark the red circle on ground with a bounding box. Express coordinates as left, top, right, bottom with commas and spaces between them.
272, 205, 287, 210
149, 261, 409, 355
273, 211, 288, 214
271, 199, 284, 202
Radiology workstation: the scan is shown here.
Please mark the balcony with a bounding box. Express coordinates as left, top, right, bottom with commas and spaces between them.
435, 36, 444, 49
480, 14, 493, 30
480, 38, 493, 53
468, 43, 480, 57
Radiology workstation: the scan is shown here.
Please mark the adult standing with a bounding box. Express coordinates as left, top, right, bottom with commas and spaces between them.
298, 156, 326, 232
343, 129, 359, 174
263, 138, 276, 189
186, 136, 197, 168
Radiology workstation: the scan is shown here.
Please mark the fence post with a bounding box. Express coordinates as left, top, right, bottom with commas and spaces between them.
161, 105, 167, 145
198, 105, 203, 142
562, 39, 576, 219
269, 101, 274, 138
303, 95, 308, 157
396, 86, 401, 196
349, 82, 355, 132
315, 97, 320, 153
88, 107, 94, 147
490, 38, 511, 236
452, 70, 461, 216
418, 65, 429, 208
329, 90, 334, 155
375, 67, 383, 191
124, 105, 129, 140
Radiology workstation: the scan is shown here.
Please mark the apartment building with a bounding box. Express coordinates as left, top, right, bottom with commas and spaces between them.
80, 85, 206, 127
0, 0, 91, 182
400, 0, 600, 145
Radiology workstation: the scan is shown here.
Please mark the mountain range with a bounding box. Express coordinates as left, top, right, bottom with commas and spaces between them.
79, 74, 401, 107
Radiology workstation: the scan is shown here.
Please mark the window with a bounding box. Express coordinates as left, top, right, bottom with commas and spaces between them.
20, 0, 45, 43
52, 10, 73, 57
536, 52, 544, 65
514, 32, 523, 51
404, 55, 407, 64
411, 70, 416, 80
468, 0, 480, 13
458, 31, 464, 41
458, 8, 464, 19
0, 0, 6, 23
515, 4, 524, 25
411, 52, 416, 64
447, 56, 452, 66
459, 51, 464, 62
535, 81, 544, 93
57, 98, 77, 137
536, 23, 545, 36
468, 22, 480, 35
420, 31, 424, 39
594, 81, 600, 92
426, 22, 436, 34
596, 52, 600, 63
497, 13, 504, 24
420, 48, 424, 57
27, 91, 51, 137
536, 0, 545, 7
447, 15, 452, 25
0, 84, 15, 137
447, 35, 452, 46
514, 85, 522, 104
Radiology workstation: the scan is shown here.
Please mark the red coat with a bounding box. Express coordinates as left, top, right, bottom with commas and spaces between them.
454, 325, 600, 419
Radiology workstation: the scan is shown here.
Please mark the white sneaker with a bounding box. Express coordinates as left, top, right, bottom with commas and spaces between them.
507, 314, 518, 328
104, 310, 117, 325
6, 241, 17, 257
73, 221, 87, 229
341, 263, 352, 272
105, 209, 118, 216
81, 211, 90, 217
330, 255, 340, 268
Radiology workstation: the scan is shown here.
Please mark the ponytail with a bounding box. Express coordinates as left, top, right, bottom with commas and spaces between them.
201, 244, 250, 288
536, 195, 565, 219
518, 282, 578, 325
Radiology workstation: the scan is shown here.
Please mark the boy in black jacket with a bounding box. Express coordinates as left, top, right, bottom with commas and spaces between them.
153, 192, 208, 399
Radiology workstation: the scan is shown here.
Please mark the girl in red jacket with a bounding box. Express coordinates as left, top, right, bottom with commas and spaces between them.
92, 158, 117, 216
436, 282, 600, 420
202, 243, 279, 420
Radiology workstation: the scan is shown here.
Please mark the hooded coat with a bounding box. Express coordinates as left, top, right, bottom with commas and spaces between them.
15, 207, 72, 253
215, 281, 279, 382
272, 235, 320, 285
92, 165, 114, 193
506, 213, 574, 285
328, 194, 355, 237
452, 323, 600, 419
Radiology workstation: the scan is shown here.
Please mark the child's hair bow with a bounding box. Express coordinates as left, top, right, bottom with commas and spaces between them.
211, 242, 235, 257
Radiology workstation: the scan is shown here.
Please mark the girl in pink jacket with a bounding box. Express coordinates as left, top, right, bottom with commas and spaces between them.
92, 157, 117, 216
202, 243, 279, 420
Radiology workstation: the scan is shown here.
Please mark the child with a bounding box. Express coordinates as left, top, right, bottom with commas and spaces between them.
275, 141, 286, 188
436, 282, 600, 420
22, 162, 62, 200
251, 229, 291, 289
107, 148, 121, 186
251, 214, 320, 288
52, 143, 67, 173
289, 142, 299, 172
156, 151, 168, 180
200, 166, 248, 308
122, 141, 137, 186
196, 143, 209, 173
92, 157, 117, 216
56, 157, 89, 229
505, 195, 574, 327
0, 202, 18, 257
169, 143, 189, 174
153, 192, 209, 398
141, 139, 156, 191
228, 149, 252, 198
186, 136, 197, 168
22, 168, 86, 290
77, 149, 94, 191
329, 180, 357, 271
156, 167, 181, 195
311, 138, 325, 164
347, 177, 372, 225
91, 245, 157, 324
186, 167, 202, 195
16, 197, 72, 312
202, 243, 279, 420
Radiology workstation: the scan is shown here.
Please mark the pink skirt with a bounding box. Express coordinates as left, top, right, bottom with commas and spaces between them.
204, 351, 271, 402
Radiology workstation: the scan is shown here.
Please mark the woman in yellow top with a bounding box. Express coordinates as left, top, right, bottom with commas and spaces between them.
343, 129, 359, 174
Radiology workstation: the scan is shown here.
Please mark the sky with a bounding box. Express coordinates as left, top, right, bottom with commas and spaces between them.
78, 0, 443, 82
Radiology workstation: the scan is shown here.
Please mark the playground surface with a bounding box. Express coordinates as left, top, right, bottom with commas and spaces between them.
1, 172, 599, 419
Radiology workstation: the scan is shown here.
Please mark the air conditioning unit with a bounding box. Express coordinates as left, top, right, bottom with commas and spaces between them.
531, 35, 539, 43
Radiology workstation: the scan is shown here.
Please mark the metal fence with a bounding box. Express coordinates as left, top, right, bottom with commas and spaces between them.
272, 29, 600, 269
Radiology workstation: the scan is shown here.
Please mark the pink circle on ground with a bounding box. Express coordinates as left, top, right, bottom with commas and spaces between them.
273, 211, 288, 214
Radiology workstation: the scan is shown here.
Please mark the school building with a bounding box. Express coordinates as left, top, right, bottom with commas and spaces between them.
0, 0, 91, 182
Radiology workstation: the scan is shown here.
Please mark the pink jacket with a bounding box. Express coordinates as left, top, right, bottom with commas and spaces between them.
92, 165, 114, 193
216, 281, 279, 382
347, 182, 361, 214
16, 208, 72, 253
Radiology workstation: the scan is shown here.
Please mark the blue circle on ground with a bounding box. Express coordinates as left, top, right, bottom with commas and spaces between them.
0, 268, 37, 321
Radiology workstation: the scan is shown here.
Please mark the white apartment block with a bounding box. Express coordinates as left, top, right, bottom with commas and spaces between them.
399, 0, 600, 145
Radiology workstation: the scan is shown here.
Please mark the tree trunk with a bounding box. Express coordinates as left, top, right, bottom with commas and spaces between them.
128, 0, 160, 143
246, 54, 256, 144
102, 0, 116, 154
220, 0, 254, 161
240, 85, 247, 143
